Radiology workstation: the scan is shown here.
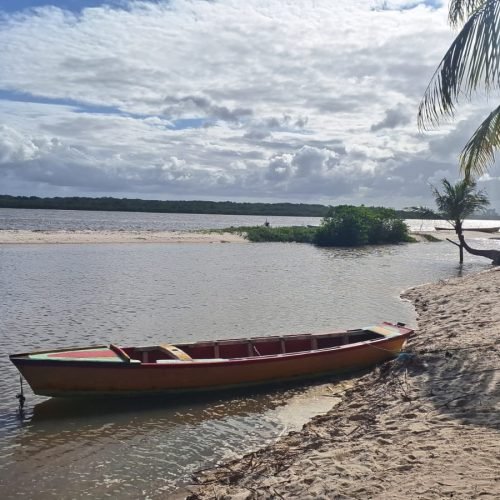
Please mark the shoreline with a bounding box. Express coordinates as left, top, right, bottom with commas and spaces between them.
1, 228, 499, 245
184, 268, 500, 499
411, 229, 500, 242
0, 229, 248, 245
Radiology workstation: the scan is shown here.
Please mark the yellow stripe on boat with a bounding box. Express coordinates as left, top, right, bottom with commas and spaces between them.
159, 344, 193, 361
364, 325, 400, 337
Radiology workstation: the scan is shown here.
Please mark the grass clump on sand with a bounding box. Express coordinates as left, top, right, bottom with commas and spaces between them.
218, 225, 317, 243
419, 233, 441, 242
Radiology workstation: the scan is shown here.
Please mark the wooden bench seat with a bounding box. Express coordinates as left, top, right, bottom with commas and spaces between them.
159, 344, 193, 361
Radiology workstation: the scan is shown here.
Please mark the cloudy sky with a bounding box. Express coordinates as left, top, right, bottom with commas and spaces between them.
0, 0, 499, 209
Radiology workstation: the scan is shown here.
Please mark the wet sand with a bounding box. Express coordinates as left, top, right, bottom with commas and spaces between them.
185, 268, 500, 499
0, 229, 247, 244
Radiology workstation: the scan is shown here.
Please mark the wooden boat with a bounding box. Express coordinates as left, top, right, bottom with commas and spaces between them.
9, 322, 413, 398
435, 226, 500, 233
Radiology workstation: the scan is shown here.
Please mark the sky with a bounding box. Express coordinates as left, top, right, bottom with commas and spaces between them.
0, 0, 499, 209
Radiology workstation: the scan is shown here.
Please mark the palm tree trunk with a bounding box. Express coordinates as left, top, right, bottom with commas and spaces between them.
455, 221, 464, 264
458, 235, 500, 265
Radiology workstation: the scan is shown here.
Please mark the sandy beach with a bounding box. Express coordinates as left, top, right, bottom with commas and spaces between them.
0, 229, 247, 244
185, 268, 500, 499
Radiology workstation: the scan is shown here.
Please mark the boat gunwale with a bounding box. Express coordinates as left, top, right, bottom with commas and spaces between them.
9, 323, 413, 360
9, 345, 110, 358
9, 330, 412, 369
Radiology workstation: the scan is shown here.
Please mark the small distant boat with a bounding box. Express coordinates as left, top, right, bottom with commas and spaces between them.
9, 322, 413, 398
434, 226, 500, 233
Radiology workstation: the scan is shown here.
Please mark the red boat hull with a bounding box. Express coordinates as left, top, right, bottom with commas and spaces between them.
10, 323, 413, 397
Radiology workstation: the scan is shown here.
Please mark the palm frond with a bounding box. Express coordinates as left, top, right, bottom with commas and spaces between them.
460, 104, 500, 177
418, 0, 500, 129
449, 1, 488, 27
432, 177, 489, 225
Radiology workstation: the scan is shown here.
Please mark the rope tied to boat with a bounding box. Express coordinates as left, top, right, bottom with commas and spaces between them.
364, 341, 413, 357
16, 375, 26, 413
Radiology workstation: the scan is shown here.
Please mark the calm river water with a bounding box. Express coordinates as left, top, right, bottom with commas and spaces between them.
0, 209, 498, 498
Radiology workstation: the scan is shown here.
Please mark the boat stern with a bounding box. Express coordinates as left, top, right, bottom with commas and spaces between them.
9, 345, 130, 397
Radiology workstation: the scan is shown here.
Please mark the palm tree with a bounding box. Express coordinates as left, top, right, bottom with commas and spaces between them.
418, 1, 500, 178
432, 178, 489, 263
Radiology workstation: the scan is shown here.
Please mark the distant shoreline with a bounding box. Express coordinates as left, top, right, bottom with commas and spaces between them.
1, 228, 499, 245
0, 195, 328, 217
4, 195, 498, 220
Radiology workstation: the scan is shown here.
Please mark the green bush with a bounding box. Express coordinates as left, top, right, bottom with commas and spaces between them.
215, 207, 410, 246
216, 225, 316, 243
314, 205, 411, 247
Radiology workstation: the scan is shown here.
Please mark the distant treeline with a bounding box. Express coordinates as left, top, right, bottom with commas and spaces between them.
0, 194, 451, 219
0, 195, 330, 216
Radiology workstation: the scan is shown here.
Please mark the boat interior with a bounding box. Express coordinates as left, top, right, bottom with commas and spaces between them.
121, 329, 387, 363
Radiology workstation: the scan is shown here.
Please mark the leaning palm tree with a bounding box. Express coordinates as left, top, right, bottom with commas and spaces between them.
432, 178, 490, 263
418, 1, 500, 178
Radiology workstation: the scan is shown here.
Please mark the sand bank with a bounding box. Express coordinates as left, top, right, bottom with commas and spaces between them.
412, 229, 500, 242
0, 230, 247, 245
1, 228, 498, 245
185, 268, 500, 499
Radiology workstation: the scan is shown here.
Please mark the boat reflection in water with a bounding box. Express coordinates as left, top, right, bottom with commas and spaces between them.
7, 378, 345, 498
29, 385, 278, 423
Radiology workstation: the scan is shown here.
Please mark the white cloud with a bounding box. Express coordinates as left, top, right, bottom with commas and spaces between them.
0, 125, 41, 164
1, 0, 497, 207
